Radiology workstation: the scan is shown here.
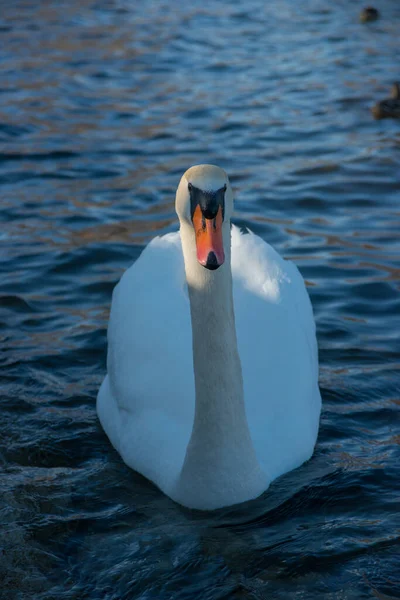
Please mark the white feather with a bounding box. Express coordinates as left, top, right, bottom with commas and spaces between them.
97, 223, 321, 509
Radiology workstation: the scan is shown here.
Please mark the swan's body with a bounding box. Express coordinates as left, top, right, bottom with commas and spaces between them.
97, 165, 321, 510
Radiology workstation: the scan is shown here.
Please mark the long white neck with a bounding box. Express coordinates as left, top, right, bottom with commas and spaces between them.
174, 221, 265, 509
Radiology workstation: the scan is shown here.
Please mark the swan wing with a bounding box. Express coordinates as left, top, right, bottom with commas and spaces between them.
97, 232, 194, 488
231, 226, 321, 480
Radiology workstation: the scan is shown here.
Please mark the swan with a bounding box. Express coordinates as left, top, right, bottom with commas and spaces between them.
97, 165, 321, 510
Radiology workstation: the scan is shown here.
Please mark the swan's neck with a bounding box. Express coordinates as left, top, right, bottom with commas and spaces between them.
175, 222, 264, 509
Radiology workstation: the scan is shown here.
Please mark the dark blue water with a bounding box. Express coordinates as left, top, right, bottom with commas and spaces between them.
1, 1, 399, 598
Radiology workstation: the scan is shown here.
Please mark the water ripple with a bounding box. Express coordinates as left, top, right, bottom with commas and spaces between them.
1, 0, 400, 599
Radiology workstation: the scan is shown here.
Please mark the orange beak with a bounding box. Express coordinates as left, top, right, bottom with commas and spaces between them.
192, 204, 225, 270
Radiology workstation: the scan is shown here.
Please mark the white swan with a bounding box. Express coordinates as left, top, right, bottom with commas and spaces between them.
97, 165, 321, 510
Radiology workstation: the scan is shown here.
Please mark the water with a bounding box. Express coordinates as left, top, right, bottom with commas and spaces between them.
1, 0, 399, 598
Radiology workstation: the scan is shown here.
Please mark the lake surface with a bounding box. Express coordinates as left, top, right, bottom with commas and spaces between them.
1, 0, 399, 598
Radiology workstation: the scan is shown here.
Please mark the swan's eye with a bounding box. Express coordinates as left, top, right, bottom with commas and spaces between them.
188, 183, 193, 192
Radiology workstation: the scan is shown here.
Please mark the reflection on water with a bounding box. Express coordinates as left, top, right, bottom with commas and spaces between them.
1, 0, 399, 598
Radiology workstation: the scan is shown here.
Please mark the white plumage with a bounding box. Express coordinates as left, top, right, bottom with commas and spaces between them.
97, 166, 321, 510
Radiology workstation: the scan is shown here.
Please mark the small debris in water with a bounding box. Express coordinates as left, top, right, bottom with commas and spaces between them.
360, 7, 380, 22
371, 83, 400, 120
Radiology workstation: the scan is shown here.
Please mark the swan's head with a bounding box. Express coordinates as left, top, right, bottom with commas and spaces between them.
175, 165, 233, 270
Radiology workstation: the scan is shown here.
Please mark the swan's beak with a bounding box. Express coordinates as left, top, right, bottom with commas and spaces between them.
192, 205, 225, 270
